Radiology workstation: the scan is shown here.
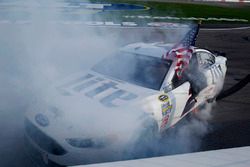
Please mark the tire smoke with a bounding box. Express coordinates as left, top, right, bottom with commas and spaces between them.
0, 0, 216, 166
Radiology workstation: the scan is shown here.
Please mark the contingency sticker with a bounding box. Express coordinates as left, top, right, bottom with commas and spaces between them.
160, 94, 173, 129
161, 101, 172, 116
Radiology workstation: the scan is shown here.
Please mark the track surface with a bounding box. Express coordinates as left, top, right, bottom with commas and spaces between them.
198, 27, 250, 151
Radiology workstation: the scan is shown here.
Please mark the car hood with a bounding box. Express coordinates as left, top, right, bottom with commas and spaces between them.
26, 70, 159, 144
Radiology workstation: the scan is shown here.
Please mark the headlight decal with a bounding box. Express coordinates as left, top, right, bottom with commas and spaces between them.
66, 138, 107, 149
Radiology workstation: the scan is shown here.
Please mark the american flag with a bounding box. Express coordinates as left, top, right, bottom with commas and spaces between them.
163, 23, 200, 79
180, 24, 200, 48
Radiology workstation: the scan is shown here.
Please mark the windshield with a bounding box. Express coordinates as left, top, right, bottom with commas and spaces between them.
92, 52, 172, 90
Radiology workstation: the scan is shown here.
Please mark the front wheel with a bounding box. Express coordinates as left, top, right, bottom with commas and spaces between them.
125, 116, 159, 159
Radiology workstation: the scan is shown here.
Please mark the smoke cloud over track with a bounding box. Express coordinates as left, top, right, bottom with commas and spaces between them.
0, 0, 215, 166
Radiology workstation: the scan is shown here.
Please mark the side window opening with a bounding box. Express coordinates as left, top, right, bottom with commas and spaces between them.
169, 51, 213, 95
180, 52, 208, 96
172, 73, 187, 89
171, 53, 198, 90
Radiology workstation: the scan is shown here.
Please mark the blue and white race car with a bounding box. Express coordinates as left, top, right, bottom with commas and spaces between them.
24, 25, 227, 166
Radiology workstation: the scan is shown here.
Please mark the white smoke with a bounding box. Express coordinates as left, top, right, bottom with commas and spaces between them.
125, 102, 215, 159
0, 0, 217, 165
0, 0, 123, 165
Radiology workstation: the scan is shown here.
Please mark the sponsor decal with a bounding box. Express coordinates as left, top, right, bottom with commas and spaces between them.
160, 96, 173, 129
160, 115, 170, 129
161, 101, 172, 116
158, 94, 169, 102
35, 113, 49, 127
57, 74, 138, 107
160, 100, 172, 129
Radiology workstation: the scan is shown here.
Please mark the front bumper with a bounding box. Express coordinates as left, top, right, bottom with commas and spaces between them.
24, 119, 124, 166
25, 119, 67, 156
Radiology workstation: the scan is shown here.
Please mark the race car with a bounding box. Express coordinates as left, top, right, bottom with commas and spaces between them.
24, 25, 227, 166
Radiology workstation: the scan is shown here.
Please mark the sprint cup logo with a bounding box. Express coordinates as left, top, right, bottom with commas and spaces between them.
158, 94, 169, 102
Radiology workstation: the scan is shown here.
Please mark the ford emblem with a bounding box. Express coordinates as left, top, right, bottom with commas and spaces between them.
35, 113, 49, 127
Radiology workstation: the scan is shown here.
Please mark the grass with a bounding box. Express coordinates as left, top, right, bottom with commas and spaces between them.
88, 0, 250, 23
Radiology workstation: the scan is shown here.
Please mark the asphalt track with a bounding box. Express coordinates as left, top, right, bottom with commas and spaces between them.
0, 23, 249, 167
197, 26, 250, 151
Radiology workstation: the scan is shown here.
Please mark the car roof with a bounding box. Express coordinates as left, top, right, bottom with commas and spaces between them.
120, 42, 174, 58
194, 48, 212, 54
120, 42, 210, 59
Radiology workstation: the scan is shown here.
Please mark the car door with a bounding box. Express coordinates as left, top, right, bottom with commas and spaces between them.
159, 72, 191, 131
